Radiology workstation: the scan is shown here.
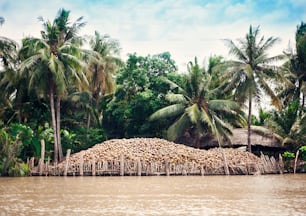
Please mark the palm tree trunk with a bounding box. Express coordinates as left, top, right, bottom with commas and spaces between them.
17, 107, 22, 123
87, 113, 91, 129
195, 133, 200, 149
302, 94, 305, 113
56, 95, 63, 161
247, 94, 252, 152
49, 86, 58, 164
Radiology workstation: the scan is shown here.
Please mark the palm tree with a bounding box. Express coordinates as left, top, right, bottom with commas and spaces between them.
266, 100, 306, 150
150, 57, 242, 174
86, 31, 122, 127
0, 17, 21, 123
224, 25, 282, 152
19, 9, 88, 163
296, 22, 306, 101
0, 23, 17, 71
278, 22, 306, 113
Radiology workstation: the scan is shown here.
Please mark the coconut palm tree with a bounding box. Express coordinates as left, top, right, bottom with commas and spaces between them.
278, 22, 306, 113
19, 9, 88, 163
150, 57, 242, 146
224, 25, 282, 152
265, 100, 306, 151
150, 57, 242, 174
0, 18, 21, 123
86, 31, 122, 127
0, 35, 17, 71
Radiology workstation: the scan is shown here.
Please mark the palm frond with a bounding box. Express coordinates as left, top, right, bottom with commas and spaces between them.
161, 77, 187, 95
251, 125, 283, 141
224, 39, 248, 62
165, 93, 186, 104
167, 113, 190, 141
149, 104, 185, 121
199, 107, 214, 131
282, 137, 296, 146
186, 103, 200, 124
209, 99, 240, 111
257, 76, 282, 110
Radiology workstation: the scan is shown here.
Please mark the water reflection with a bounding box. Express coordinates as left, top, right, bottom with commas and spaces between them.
0, 175, 305, 215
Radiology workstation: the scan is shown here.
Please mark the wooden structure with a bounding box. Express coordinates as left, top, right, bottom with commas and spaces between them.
28, 138, 289, 176
29, 150, 285, 176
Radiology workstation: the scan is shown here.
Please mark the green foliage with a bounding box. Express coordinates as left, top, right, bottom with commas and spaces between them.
149, 57, 243, 148
34, 123, 55, 158
103, 52, 177, 138
282, 151, 295, 171
299, 146, 306, 161
71, 127, 106, 153
1, 13, 306, 168
0, 126, 31, 176
266, 100, 305, 150
9, 123, 34, 160
6, 162, 29, 177
282, 151, 295, 159
296, 22, 306, 77
251, 108, 272, 126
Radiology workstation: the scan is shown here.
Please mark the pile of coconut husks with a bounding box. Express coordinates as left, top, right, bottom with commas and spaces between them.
55, 138, 273, 176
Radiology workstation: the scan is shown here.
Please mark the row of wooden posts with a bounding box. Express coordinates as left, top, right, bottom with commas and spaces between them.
31, 152, 206, 176
28, 139, 298, 176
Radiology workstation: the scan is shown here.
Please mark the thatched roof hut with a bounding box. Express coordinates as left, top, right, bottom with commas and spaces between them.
200, 127, 283, 152
229, 128, 282, 148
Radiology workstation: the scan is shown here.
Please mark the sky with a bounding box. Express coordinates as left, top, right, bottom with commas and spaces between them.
1, 0, 306, 70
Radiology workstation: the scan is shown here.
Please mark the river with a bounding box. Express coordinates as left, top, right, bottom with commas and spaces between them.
0, 174, 305, 216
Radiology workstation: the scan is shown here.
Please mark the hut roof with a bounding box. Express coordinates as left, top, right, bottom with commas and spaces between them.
202, 127, 283, 149
229, 128, 282, 148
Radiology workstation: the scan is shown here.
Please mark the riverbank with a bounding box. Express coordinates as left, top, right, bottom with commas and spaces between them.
31, 138, 284, 176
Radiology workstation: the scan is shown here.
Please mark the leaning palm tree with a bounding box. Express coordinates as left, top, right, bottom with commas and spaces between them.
224, 25, 282, 152
150, 57, 243, 174
19, 9, 88, 163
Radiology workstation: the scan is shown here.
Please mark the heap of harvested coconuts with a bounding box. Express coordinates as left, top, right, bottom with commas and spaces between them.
58, 138, 264, 175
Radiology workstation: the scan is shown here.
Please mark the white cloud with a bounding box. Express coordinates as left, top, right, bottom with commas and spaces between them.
0, 0, 304, 70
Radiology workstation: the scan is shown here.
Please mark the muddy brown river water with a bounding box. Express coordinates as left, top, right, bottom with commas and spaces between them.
0, 174, 305, 215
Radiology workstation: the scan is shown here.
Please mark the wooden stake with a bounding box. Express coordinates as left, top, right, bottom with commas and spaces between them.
80, 152, 84, 176
294, 150, 299, 174
39, 139, 45, 176
165, 158, 170, 176
64, 149, 71, 176
137, 158, 142, 176
120, 154, 124, 176
92, 157, 96, 176
200, 165, 205, 176
46, 156, 50, 176
29, 157, 35, 170
278, 154, 284, 174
